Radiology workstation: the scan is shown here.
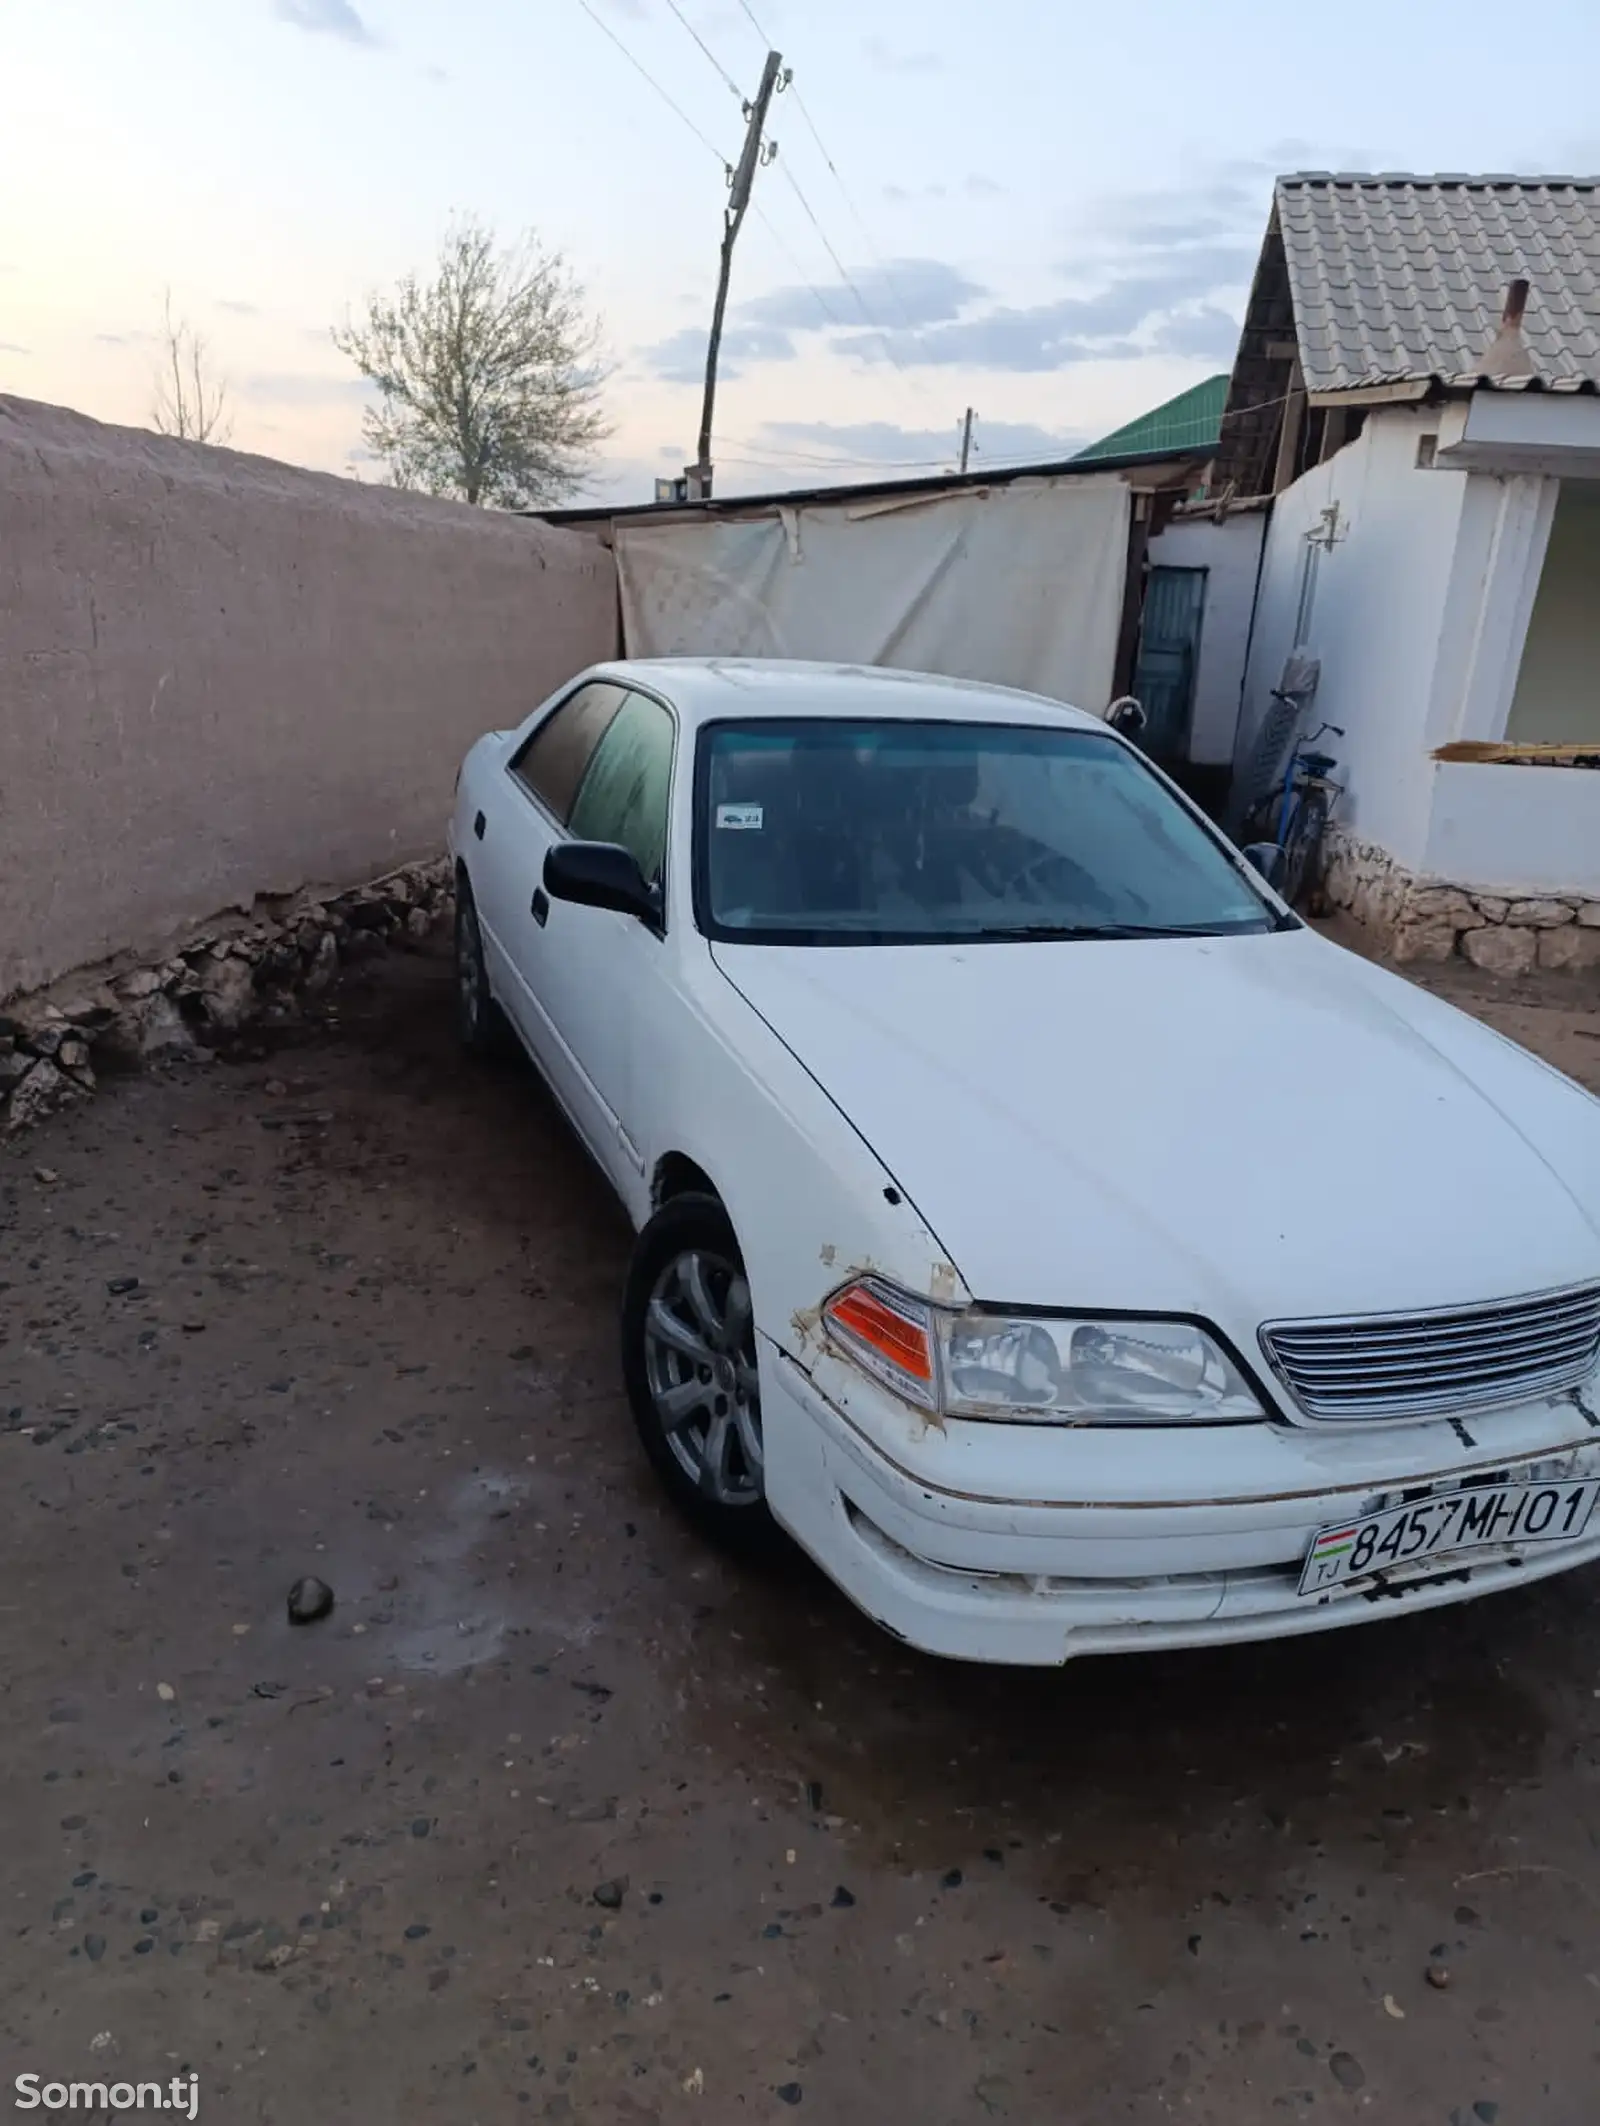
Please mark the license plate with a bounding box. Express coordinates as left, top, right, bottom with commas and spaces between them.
1298, 1478, 1599, 1596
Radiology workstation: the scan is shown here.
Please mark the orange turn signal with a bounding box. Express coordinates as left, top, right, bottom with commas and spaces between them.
824, 1279, 935, 1398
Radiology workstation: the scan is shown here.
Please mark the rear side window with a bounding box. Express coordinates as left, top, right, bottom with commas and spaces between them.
509, 681, 629, 820
567, 692, 676, 888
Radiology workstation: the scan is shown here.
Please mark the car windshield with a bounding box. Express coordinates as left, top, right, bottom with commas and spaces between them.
696, 716, 1281, 945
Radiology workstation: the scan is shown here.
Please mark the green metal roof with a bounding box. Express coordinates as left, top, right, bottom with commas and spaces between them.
1074, 374, 1229, 463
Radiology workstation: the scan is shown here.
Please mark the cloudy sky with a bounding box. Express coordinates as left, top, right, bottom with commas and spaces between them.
4, 0, 1599, 502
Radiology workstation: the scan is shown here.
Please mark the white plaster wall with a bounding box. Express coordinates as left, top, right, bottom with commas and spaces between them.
1505, 479, 1600, 742
1422, 761, 1600, 893
1144, 509, 1267, 764
1236, 409, 1472, 870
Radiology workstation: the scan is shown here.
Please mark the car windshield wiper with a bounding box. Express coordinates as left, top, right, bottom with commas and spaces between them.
959, 921, 1265, 942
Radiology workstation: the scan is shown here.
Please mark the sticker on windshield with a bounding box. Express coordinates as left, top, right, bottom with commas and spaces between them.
717, 803, 764, 830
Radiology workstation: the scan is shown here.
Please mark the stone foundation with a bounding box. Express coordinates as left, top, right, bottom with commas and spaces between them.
0, 859, 453, 1134
1319, 823, 1600, 974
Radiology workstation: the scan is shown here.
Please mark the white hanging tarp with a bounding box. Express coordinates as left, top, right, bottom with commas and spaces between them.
614, 473, 1132, 713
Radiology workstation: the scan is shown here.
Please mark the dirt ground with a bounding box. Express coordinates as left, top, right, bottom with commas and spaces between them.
3, 936, 1600, 2126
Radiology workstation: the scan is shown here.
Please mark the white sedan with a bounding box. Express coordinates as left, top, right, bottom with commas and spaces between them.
449, 658, 1600, 1666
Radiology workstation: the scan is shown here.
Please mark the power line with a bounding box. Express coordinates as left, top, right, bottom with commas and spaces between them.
783, 81, 925, 348
717, 456, 950, 478
642, 0, 930, 391
662, 0, 743, 99
731, 4, 936, 392
724, 437, 956, 470
749, 202, 846, 329
723, 434, 1098, 476
572, 5, 837, 347
775, 159, 908, 376
573, 0, 731, 169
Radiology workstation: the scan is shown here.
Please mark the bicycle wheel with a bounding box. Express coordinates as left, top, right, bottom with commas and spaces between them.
1238, 792, 1277, 846
1281, 789, 1329, 907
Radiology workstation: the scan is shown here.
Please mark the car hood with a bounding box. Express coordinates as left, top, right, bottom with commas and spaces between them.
711, 928, 1600, 1322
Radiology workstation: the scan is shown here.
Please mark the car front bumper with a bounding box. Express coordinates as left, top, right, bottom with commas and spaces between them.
760, 1340, 1600, 1666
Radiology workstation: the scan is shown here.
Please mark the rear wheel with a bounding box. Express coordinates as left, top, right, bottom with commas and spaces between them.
621, 1192, 782, 1559
454, 876, 508, 1058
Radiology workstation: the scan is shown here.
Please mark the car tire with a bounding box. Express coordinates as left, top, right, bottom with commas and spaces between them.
454, 875, 509, 1059
621, 1192, 784, 1560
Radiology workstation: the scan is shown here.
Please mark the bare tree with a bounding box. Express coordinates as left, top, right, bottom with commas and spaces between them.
333, 216, 610, 507
150, 292, 231, 444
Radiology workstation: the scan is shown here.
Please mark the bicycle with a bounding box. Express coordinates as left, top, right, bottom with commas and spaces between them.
1240, 702, 1345, 909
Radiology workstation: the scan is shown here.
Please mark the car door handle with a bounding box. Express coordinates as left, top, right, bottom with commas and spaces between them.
531, 888, 549, 927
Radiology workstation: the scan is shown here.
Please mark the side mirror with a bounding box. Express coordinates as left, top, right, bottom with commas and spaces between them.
543, 841, 660, 925
1240, 841, 1285, 889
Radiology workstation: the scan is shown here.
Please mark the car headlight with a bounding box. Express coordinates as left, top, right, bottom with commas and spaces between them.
823, 1278, 1262, 1425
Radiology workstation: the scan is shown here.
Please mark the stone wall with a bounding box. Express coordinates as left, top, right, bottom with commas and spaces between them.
0, 394, 616, 1001
1, 862, 451, 1134
1320, 821, 1600, 974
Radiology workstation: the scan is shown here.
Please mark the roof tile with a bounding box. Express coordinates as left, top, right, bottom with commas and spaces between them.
1276, 173, 1600, 391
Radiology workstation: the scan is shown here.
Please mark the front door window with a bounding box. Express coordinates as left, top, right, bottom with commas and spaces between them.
567, 692, 676, 894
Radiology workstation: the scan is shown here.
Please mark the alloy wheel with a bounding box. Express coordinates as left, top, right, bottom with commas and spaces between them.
642, 1247, 763, 1506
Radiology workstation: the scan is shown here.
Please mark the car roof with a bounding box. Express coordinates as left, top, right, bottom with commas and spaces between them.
592, 657, 1108, 733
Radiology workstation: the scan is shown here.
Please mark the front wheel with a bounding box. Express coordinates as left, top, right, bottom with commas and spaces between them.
621, 1192, 783, 1559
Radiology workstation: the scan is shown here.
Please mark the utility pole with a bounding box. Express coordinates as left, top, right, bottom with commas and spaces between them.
690, 48, 784, 501
958, 406, 976, 474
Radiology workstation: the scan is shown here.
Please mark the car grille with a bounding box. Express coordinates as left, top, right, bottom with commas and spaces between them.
1261, 1281, 1600, 1422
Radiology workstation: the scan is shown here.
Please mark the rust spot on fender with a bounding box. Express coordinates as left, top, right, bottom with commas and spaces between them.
790, 1302, 824, 1352
928, 1260, 961, 1306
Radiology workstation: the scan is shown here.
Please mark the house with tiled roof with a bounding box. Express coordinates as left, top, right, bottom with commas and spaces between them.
1222, 173, 1600, 968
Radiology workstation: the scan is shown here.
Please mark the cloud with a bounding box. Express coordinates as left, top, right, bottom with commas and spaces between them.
882, 176, 1001, 205
236, 371, 369, 405
741, 257, 986, 333
94, 330, 157, 346
216, 299, 260, 316
0, 340, 29, 355
1151, 304, 1247, 362
641, 259, 987, 379
826, 170, 1261, 371
271, 0, 377, 47
863, 35, 942, 73
830, 243, 1252, 372
640, 323, 795, 384
636, 162, 1263, 390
